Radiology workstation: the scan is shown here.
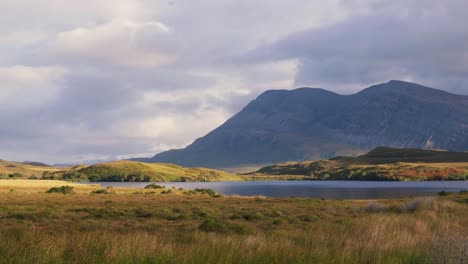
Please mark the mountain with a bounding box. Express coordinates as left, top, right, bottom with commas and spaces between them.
254, 147, 468, 181
21, 161, 51, 167
140, 80, 468, 168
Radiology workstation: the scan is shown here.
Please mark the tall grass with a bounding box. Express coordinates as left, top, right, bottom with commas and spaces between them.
0, 192, 466, 263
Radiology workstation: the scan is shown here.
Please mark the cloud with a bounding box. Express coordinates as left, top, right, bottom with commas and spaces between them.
243, 0, 468, 94
45, 20, 175, 68
0, 66, 67, 108
0, 0, 466, 163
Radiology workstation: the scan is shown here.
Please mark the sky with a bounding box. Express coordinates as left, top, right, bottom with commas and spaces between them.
1, 0, 467, 164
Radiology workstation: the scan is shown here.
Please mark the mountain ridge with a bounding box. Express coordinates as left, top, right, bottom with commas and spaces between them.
138, 80, 468, 168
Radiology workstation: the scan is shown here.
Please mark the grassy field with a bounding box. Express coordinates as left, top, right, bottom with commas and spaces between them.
0, 159, 242, 182
256, 161, 468, 181
0, 160, 67, 178
254, 148, 468, 181
0, 180, 466, 263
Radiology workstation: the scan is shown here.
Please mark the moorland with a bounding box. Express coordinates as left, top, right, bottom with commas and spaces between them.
2, 147, 468, 182
254, 147, 468, 181
0, 180, 466, 263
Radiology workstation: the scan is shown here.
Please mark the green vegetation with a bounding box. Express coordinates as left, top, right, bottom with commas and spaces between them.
185, 188, 222, 197
46, 186, 75, 194
144, 183, 165, 189
0, 182, 466, 263
90, 187, 116, 195
0, 159, 65, 179
1, 158, 243, 182
255, 148, 468, 181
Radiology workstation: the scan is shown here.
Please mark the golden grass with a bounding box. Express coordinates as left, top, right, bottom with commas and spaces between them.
0, 183, 466, 263
0, 160, 67, 177
0, 180, 100, 194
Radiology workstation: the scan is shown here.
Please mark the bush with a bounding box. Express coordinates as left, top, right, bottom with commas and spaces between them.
46, 186, 75, 194
187, 188, 222, 197
8, 173, 23, 179
438, 190, 452, 196
144, 183, 165, 189
396, 197, 435, 213
91, 187, 115, 195
198, 219, 227, 233
198, 219, 249, 234
134, 208, 153, 218
459, 190, 468, 195
363, 202, 389, 213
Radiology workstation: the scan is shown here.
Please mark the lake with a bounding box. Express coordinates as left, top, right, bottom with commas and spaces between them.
85, 181, 468, 199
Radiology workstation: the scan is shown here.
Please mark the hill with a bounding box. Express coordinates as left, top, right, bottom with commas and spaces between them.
1, 159, 241, 182
333, 147, 468, 164
255, 147, 468, 181
0, 159, 66, 179
48, 160, 242, 182
141, 80, 468, 168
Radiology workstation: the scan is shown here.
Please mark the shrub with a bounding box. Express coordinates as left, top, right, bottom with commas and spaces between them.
396, 197, 435, 213
363, 202, 389, 213
198, 219, 227, 233
438, 190, 452, 196
187, 188, 222, 197
144, 183, 165, 189
46, 186, 75, 194
91, 187, 115, 195
7, 211, 55, 221
459, 190, 468, 195
8, 173, 23, 179
161, 189, 173, 194
134, 208, 153, 218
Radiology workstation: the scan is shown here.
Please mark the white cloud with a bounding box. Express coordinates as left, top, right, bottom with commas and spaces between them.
0, 66, 67, 108
0, 0, 465, 163
46, 20, 175, 68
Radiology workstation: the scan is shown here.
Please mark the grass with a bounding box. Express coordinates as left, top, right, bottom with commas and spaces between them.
254, 147, 468, 181
256, 160, 468, 181
0, 160, 67, 178
0, 180, 466, 263
0, 158, 243, 182
73, 160, 243, 182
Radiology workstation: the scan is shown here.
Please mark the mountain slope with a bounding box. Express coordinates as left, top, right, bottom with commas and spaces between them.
142, 80, 468, 168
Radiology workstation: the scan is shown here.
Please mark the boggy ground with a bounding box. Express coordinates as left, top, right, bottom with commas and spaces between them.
0, 180, 466, 264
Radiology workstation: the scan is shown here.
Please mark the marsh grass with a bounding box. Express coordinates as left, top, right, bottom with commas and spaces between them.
0, 184, 466, 263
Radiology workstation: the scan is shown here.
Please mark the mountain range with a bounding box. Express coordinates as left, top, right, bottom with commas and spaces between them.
136, 80, 468, 168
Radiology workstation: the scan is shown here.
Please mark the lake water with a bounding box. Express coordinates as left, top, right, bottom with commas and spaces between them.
85, 181, 468, 199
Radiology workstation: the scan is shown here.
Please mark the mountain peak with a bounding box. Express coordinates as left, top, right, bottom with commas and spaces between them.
143, 81, 468, 168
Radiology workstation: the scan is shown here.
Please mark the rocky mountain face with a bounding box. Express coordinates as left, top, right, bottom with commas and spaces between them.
139, 80, 468, 168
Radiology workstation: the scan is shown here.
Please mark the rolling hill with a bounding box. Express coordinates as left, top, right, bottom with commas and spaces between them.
254, 147, 468, 181
59, 161, 242, 182
140, 80, 468, 168
1, 159, 241, 182
0, 160, 65, 179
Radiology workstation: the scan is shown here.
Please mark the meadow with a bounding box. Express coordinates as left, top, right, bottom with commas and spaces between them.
0, 180, 466, 263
